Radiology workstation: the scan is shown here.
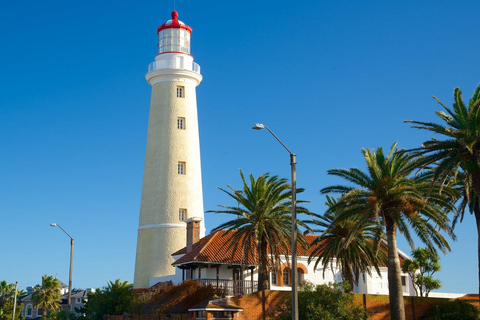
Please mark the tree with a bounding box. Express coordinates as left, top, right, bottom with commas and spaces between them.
209, 170, 313, 291
0, 281, 24, 320
79, 279, 136, 320
405, 84, 480, 302
277, 281, 368, 320
321, 143, 457, 320
308, 196, 387, 292
401, 247, 441, 297
32, 275, 62, 317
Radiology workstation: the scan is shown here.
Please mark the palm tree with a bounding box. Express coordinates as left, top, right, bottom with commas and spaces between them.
308, 196, 387, 293
209, 170, 313, 291
32, 275, 61, 317
405, 84, 480, 301
321, 143, 457, 320
0, 281, 25, 320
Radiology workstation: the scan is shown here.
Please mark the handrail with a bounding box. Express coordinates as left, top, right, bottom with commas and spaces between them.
199, 278, 258, 296
148, 61, 201, 74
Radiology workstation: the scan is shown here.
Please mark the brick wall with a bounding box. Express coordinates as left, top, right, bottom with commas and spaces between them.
106, 314, 193, 320
109, 293, 479, 320
229, 291, 288, 320
228, 291, 479, 320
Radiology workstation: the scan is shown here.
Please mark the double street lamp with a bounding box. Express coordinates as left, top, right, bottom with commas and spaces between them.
50, 223, 74, 320
252, 123, 298, 320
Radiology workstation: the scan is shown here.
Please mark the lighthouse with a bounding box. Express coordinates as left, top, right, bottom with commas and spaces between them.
133, 11, 205, 289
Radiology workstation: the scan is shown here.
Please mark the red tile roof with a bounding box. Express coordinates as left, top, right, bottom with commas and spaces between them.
172, 230, 326, 266
172, 229, 406, 267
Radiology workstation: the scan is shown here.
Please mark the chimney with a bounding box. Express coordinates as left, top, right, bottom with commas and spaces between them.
185, 217, 203, 253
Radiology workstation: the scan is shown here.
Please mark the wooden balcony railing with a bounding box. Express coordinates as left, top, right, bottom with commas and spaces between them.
199, 279, 258, 296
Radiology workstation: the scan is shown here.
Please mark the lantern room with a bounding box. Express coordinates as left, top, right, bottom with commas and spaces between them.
157, 11, 192, 55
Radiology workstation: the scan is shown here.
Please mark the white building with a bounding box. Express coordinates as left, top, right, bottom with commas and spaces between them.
133, 10, 205, 289
148, 221, 416, 296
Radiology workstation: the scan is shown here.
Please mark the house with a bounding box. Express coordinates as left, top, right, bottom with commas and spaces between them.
18, 284, 94, 319
63, 288, 94, 315
148, 218, 415, 297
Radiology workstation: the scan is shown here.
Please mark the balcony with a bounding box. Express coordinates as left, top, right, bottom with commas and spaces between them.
148, 61, 200, 74
199, 279, 258, 296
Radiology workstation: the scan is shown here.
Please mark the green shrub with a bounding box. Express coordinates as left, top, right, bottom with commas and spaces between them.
419, 299, 480, 320
277, 281, 368, 320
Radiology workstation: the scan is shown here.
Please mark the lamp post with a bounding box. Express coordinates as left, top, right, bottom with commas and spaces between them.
12, 281, 18, 320
50, 223, 74, 320
252, 123, 298, 320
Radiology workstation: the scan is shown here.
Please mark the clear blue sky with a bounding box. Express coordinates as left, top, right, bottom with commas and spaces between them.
1, 0, 479, 293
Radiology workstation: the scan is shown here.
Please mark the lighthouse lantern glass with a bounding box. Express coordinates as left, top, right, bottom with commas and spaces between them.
158, 28, 191, 54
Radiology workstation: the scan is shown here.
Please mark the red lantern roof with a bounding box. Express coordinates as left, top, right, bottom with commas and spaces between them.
157, 11, 192, 34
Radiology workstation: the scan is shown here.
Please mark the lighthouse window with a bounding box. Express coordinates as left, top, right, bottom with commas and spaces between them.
158, 29, 191, 54
179, 208, 186, 221
177, 117, 185, 129
177, 86, 185, 98
178, 162, 186, 175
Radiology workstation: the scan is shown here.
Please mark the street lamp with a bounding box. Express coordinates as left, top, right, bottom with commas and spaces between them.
50, 223, 74, 320
12, 281, 18, 320
252, 123, 298, 320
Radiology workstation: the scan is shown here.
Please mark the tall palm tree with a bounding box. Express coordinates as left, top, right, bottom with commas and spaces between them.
308, 196, 387, 292
321, 143, 457, 320
405, 84, 480, 301
209, 170, 313, 291
32, 275, 61, 317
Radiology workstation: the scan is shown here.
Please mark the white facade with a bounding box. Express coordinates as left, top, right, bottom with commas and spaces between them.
134, 11, 205, 289
354, 267, 414, 296
153, 253, 416, 297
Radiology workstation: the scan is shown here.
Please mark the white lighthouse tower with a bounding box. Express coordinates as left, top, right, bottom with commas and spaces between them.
134, 10, 205, 289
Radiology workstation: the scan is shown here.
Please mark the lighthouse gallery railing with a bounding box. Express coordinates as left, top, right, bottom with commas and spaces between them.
148, 61, 200, 73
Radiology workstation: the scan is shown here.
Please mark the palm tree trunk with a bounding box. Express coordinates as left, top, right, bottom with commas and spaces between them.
471, 171, 480, 308
474, 200, 480, 308
386, 217, 405, 320
257, 236, 270, 292
343, 261, 354, 293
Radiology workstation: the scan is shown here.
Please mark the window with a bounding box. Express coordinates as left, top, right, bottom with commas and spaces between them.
196, 310, 206, 319
179, 208, 186, 221
76, 298, 82, 303
211, 311, 234, 319
26, 304, 32, 317
271, 270, 278, 285
297, 268, 305, 283
283, 268, 290, 286
176, 86, 184, 98
37, 308, 43, 317
177, 117, 185, 129
401, 275, 407, 292
178, 162, 186, 175
158, 28, 191, 54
